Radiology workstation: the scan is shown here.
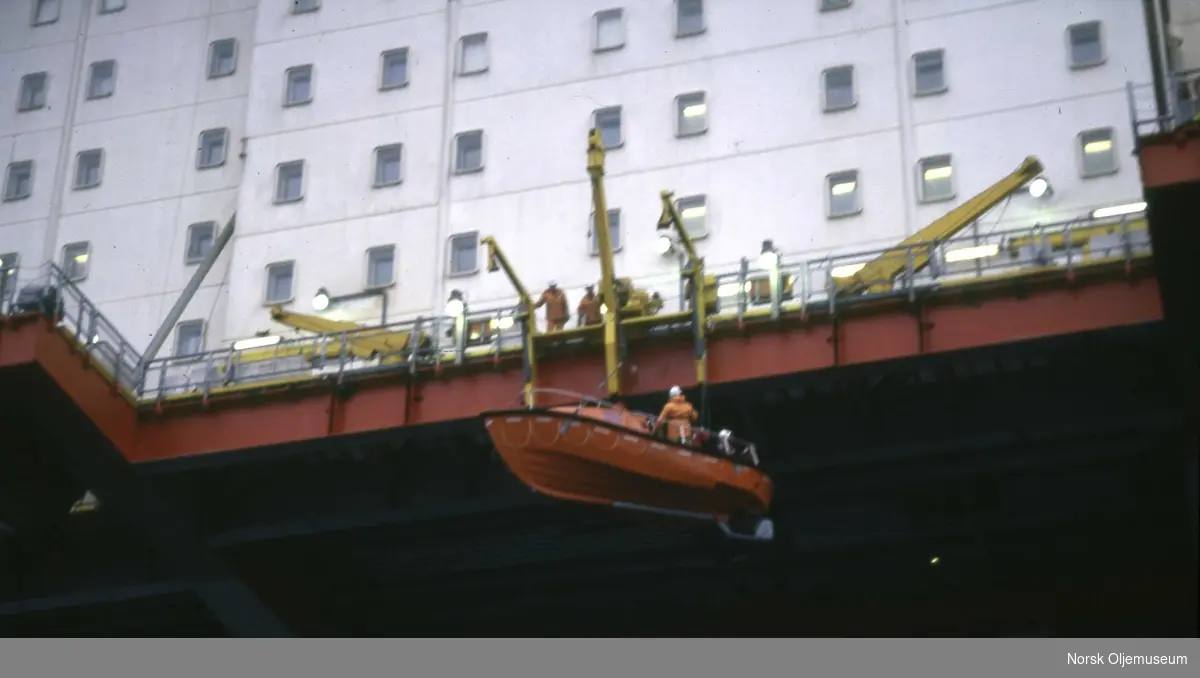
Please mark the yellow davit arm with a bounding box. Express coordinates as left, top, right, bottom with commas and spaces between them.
482, 235, 539, 408
835, 155, 1044, 295
587, 127, 622, 398
657, 191, 709, 386
269, 306, 413, 359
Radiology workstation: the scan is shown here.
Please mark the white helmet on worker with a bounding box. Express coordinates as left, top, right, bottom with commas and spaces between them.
669, 385, 682, 397
548, 280, 558, 288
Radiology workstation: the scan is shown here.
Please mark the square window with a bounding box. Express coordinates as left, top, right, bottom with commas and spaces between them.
676, 0, 704, 37
4, 161, 34, 202
595, 9, 625, 51
1, 252, 18, 278
676, 195, 708, 239
74, 149, 104, 190
459, 33, 489, 75
87, 60, 116, 99
366, 245, 395, 288
174, 320, 205, 356
448, 232, 478, 276
913, 50, 946, 96
823, 65, 855, 112
99, 0, 125, 14
265, 261, 294, 304
374, 144, 403, 187
380, 48, 409, 90
589, 209, 622, 255
918, 155, 955, 202
185, 221, 216, 264
197, 129, 228, 169
454, 131, 484, 173
61, 242, 90, 281
33, 0, 59, 25
820, 0, 852, 10
1067, 21, 1104, 68
594, 107, 623, 149
1079, 128, 1117, 177
676, 92, 708, 137
19, 72, 48, 112
275, 161, 305, 203
292, 0, 320, 14
826, 170, 860, 218
208, 39, 237, 78
285, 65, 313, 106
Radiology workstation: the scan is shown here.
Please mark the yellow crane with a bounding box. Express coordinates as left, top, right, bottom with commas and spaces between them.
586, 128, 625, 398
834, 156, 1045, 295
482, 235, 539, 407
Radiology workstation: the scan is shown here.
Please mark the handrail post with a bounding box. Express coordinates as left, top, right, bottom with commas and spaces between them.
736, 257, 748, 323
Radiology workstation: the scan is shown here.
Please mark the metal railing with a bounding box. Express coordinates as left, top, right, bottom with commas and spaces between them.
1, 208, 1153, 406
1127, 68, 1200, 140
524, 388, 761, 468
1, 263, 145, 394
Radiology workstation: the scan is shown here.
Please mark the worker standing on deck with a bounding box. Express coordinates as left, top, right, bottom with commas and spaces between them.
656, 385, 698, 444
577, 285, 602, 326
535, 281, 569, 332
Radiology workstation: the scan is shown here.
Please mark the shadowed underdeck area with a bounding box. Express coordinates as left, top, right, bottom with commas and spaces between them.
0, 320, 1195, 637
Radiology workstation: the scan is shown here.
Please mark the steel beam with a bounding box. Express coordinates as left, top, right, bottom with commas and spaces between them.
23, 370, 291, 637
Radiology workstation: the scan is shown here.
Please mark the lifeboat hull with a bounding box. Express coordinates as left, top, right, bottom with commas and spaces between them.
481, 409, 773, 520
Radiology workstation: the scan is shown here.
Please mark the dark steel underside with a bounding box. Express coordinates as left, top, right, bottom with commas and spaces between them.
0, 321, 1195, 636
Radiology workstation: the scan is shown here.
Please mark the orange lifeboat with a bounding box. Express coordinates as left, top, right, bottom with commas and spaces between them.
482, 390, 775, 541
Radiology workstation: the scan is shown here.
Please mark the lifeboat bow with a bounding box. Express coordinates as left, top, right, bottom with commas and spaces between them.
481, 389, 776, 542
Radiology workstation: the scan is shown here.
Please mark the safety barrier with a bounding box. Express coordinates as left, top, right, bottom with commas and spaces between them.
1, 207, 1153, 406
1126, 68, 1200, 140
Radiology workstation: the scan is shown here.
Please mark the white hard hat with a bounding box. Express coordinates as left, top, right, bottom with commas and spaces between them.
719, 429, 731, 439
548, 280, 558, 287
669, 385, 682, 397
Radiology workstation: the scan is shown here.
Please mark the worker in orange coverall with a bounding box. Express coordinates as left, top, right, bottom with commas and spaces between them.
577, 285, 602, 327
656, 385, 698, 444
535, 280, 569, 332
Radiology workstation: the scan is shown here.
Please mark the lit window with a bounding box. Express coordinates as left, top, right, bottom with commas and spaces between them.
676, 195, 708, 239
676, 0, 704, 37
19, 72, 48, 112
285, 65, 313, 106
1079, 128, 1117, 177
380, 48, 409, 90
33, 0, 59, 25
61, 242, 90, 281
448, 232, 479, 276
74, 149, 104, 190
676, 92, 707, 137
1067, 21, 1104, 68
3, 161, 34, 202
87, 60, 116, 100
275, 160, 305, 203
265, 261, 294, 304
594, 107, 623, 149
454, 131, 484, 173
208, 39, 237, 78
459, 33, 489, 76
292, 0, 319, 14
0, 253, 18, 283
820, 0, 852, 10
595, 9, 625, 51
589, 209, 622, 255
197, 129, 228, 169
174, 320, 205, 356
374, 144, 403, 187
826, 170, 860, 218
918, 155, 954, 202
912, 50, 946, 96
366, 245, 395, 288
185, 222, 216, 265
822, 65, 855, 112
99, 0, 126, 14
